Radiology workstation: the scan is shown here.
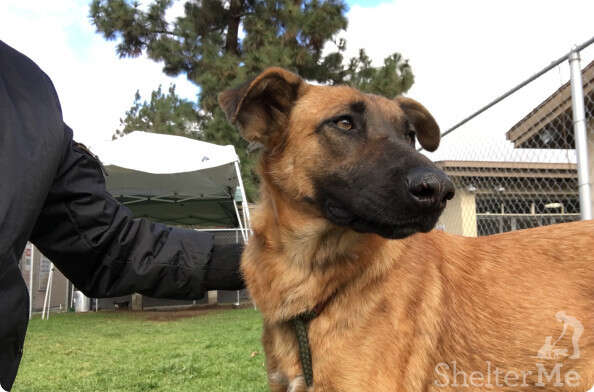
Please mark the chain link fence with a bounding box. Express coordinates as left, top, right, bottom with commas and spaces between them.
427, 40, 594, 237
172, 48, 594, 311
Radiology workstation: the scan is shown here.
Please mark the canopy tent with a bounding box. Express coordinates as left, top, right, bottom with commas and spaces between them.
92, 131, 251, 234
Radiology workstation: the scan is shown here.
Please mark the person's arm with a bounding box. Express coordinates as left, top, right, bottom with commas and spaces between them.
30, 125, 243, 299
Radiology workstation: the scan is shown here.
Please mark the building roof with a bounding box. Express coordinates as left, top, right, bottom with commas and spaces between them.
435, 160, 578, 195
436, 160, 576, 178
506, 60, 594, 149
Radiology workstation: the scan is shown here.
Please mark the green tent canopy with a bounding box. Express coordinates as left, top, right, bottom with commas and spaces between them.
93, 131, 251, 233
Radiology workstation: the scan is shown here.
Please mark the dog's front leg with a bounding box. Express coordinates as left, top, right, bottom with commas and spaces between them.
286, 375, 307, 392
264, 321, 312, 391
268, 370, 289, 392
268, 372, 309, 392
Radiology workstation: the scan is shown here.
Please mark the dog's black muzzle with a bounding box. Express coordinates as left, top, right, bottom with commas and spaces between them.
316, 151, 455, 239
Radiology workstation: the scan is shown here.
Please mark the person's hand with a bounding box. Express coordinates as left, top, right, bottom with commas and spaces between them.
203, 243, 245, 291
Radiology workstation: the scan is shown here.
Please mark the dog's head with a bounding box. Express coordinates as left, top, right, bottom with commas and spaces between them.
219, 67, 454, 239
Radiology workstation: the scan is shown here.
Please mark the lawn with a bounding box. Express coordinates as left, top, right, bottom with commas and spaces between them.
12, 308, 268, 392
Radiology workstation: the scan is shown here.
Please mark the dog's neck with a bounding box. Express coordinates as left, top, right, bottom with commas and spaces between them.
243, 181, 404, 323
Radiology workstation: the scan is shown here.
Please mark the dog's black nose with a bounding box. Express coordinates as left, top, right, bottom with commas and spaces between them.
407, 168, 455, 209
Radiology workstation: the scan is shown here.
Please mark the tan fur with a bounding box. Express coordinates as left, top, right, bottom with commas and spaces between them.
220, 68, 594, 391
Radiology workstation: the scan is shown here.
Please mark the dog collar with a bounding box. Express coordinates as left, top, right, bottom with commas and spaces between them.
290, 295, 334, 388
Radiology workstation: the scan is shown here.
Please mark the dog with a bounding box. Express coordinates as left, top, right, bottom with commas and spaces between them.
219, 67, 594, 391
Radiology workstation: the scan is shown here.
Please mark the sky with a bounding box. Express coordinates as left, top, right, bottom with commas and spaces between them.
1, 0, 593, 163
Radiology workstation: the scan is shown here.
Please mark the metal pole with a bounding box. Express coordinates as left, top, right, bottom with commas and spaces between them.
47, 268, 53, 320
29, 244, 34, 319
241, 205, 249, 239
234, 161, 252, 229
42, 263, 53, 320
42, 267, 48, 319
232, 199, 248, 243
569, 47, 593, 220
70, 283, 74, 310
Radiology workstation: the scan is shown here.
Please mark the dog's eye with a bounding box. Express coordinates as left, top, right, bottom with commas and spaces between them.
334, 117, 353, 131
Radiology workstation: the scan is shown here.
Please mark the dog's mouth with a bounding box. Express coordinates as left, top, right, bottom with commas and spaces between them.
324, 199, 440, 239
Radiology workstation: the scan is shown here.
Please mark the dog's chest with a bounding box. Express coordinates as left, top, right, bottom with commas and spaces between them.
264, 300, 441, 392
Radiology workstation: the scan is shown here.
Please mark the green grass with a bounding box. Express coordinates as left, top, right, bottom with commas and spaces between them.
13, 308, 268, 392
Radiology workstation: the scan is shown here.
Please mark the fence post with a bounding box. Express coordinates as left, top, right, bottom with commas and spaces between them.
568, 46, 592, 220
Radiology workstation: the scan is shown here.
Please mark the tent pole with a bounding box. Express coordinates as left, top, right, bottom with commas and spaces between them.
70, 283, 74, 310
47, 268, 53, 320
42, 266, 48, 320
234, 161, 251, 229
241, 205, 249, 241
232, 200, 247, 243
42, 263, 53, 320
234, 161, 252, 246
47, 265, 54, 319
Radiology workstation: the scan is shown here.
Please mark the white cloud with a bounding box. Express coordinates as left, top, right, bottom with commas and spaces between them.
1, 0, 592, 160
340, 0, 594, 163
1, 0, 198, 147
343, 0, 593, 125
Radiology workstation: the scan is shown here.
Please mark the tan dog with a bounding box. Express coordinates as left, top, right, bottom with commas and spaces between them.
219, 67, 594, 392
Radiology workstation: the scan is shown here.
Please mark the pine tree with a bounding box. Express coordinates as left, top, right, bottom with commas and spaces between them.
115, 84, 200, 139
91, 0, 415, 199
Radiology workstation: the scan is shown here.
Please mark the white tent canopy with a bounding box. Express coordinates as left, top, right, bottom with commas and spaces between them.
92, 131, 250, 232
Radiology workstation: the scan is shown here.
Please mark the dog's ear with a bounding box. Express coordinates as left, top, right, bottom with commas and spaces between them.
218, 67, 303, 146
395, 96, 440, 152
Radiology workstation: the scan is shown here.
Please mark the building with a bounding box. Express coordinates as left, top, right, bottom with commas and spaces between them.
436, 161, 579, 236
506, 60, 593, 214
18, 243, 71, 313
436, 60, 593, 236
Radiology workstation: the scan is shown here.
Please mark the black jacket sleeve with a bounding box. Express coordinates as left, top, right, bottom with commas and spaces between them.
30, 126, 217, 299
